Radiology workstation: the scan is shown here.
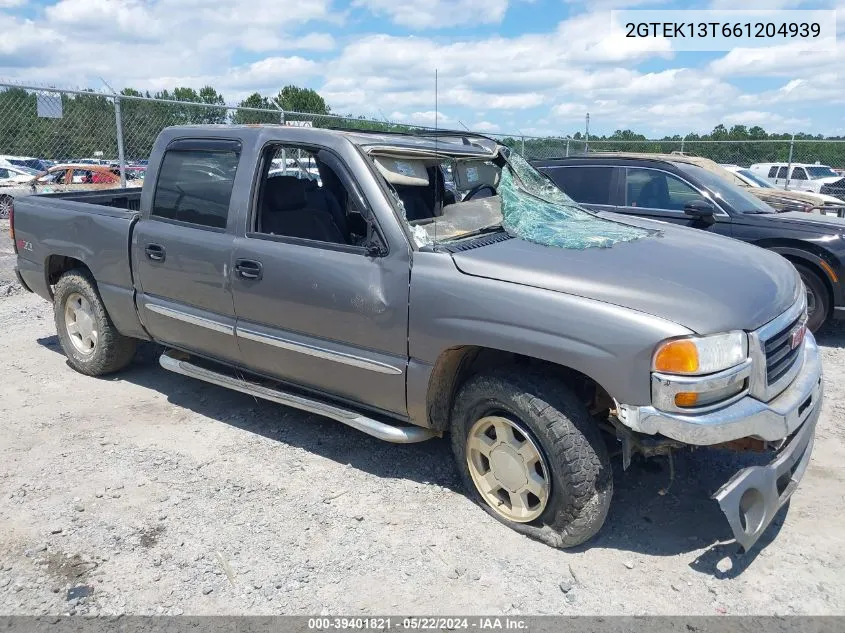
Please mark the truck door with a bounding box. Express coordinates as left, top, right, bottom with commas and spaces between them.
133, 138, 241, 364
230, 143, 410, 417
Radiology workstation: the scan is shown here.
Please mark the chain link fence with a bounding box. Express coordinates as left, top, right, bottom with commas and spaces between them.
0, 82, 843, 219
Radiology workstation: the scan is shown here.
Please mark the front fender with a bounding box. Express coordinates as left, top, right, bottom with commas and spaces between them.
765, 244, 843, 308
407, 253, 690, 426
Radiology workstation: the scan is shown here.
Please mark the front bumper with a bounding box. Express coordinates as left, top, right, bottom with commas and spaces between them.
713, 393, 819, 550
617, 333, 823, 551
617, 333, 822, 446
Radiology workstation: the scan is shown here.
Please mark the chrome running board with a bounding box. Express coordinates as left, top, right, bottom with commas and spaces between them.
159, 351, 435, 444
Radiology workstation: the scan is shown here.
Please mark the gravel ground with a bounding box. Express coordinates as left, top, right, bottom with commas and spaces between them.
1, 218, 844, 616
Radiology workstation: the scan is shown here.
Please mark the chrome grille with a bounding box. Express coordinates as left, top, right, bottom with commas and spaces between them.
748, 293, 807, 403
765, 314, 803, 385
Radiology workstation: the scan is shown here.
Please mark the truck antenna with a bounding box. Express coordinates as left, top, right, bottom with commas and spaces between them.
434, 69, 439, 245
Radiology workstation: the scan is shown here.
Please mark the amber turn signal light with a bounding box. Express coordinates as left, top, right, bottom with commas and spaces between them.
653, 339, 699, 374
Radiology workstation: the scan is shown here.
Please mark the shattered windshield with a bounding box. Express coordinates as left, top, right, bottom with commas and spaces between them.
500, 153, 656, 249
383, 147, 657, 250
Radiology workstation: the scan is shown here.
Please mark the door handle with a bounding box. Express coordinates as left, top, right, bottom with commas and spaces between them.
145, 243, 166, 262
235, 259, 263, 280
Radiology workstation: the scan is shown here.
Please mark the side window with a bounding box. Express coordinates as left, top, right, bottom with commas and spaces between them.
0, 168, 9, 179
776, 166, 788, 179
72, 169, 92, 184
252, 144, 363, 246
546, 167, 613, 205
791, 167, 807, 181
626, 168, 699, 211
768, 166, 778, 178
152, 146, 240, 229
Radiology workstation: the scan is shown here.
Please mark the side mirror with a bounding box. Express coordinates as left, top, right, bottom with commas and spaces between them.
684, 199, 716, 223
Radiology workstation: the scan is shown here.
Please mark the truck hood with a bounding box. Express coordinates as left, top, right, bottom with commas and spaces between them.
451, 215, 799, 334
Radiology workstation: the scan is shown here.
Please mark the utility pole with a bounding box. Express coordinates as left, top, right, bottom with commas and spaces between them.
785, 133, 795, 191
585, 113, 590, 153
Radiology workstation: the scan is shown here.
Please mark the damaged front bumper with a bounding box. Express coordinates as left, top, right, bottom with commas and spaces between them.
616, 333, 823, 550
713, 392, 820, 550
617, 334, 822, 446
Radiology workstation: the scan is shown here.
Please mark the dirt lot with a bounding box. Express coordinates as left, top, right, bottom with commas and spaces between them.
1, 219, 843, 616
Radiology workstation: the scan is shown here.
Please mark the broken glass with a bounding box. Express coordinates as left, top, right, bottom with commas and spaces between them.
500, 153, 658, 249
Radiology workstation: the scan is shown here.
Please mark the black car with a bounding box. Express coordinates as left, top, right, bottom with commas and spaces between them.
533, 154, 845, 332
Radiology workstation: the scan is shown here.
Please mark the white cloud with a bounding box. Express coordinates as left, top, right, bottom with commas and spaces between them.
0, 0, 840, 136
352, 0, 509, 29
721, 110, 810, 129
708, 40, 839, 77
469, 120, 500, 132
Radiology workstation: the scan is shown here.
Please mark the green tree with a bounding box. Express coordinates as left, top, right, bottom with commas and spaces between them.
231, 93, 279, 125
276, 85, 330, 115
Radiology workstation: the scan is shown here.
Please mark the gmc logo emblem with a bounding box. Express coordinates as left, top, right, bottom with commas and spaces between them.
790, 324, 807, 350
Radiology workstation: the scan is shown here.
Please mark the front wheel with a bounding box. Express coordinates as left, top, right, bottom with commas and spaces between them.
794, 264, 830, 334
53, 269, 137, 376
451, 369, 613, 548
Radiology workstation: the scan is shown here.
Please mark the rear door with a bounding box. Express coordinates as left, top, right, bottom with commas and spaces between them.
538, 165, 620, 212
613, 166, 732, 236
133, 138, 242, 364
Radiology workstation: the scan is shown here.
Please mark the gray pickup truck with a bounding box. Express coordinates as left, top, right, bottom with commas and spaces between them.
12, 126, 823, 550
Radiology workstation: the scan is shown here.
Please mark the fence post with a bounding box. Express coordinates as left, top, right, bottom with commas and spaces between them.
785, 133, 795, 191
114, 96, 127, 188
566, 138, 570, 157
680, 135, 686, 155
521, 135, 525, 156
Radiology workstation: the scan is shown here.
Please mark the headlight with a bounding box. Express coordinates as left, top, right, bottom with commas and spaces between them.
651, 331, 751, 412
653, 331, 748, 375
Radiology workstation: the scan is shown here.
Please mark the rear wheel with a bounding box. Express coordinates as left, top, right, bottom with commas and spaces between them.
53, 269, 137, 376
0, 195, 12, 220
451, 369, 613, 548
794, 264, 829, 333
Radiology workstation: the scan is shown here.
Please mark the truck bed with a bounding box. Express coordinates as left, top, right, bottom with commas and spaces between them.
29, 187, 143, 213
13, 187, 146, 340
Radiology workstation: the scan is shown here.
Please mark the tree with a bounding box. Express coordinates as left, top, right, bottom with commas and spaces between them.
231, 92, 279, 125
276, 85, 330, 115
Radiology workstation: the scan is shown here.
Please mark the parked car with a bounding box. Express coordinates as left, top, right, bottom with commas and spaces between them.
0, 166, 41, 218
750, 162, 845, 199
720, 164, 845, 217
534, 153, 845, 333
12, 126, 822, 551
0, 164, 124, 220
0, 165, 39, 185
0, 155, 52, 173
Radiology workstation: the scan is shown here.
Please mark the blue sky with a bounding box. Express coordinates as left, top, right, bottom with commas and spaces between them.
0, 0, 842, 137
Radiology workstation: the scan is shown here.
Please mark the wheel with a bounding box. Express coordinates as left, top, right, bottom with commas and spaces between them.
0, 195, 12, 220
794, 264, 829, 333
451, 368, 613, 548
53, 269, 137, 376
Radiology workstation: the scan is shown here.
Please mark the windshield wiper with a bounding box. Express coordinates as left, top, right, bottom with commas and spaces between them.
443, 224, 504, 242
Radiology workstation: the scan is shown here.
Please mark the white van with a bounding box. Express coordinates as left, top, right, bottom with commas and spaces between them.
749, 162, 843, 194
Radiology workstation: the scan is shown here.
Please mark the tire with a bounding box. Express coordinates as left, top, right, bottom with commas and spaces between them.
53, 269, 137, 376
0, 195, 12, 220
451, 368, 613, 548
794, 264, 829, 334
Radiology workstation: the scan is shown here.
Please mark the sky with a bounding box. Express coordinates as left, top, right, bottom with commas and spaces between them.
0, 0, 842, 137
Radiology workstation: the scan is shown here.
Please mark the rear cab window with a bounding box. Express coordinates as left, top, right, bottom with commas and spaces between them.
151, 140, 241, 229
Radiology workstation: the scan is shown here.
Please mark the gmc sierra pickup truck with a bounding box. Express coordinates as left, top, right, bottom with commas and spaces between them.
12, 125, 823, 550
